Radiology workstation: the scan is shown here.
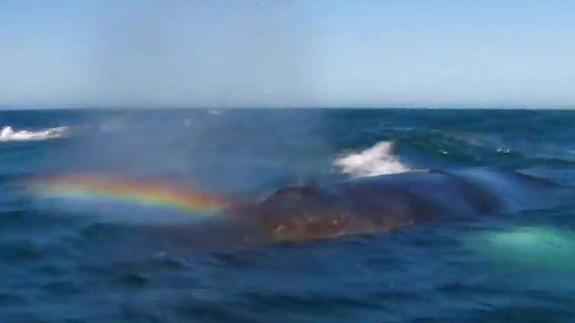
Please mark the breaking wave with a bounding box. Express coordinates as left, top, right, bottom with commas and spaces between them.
334, 141, 411, 177
0, 126, 68, 142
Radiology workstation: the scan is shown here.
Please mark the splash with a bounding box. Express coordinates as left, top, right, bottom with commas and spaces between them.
0, 126, 68, 141
27, 174, 229, 215
334, 141, 410, 177
463, 226, 575, 272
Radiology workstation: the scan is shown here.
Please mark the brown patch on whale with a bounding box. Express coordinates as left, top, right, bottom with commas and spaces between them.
231, 184, 430, 242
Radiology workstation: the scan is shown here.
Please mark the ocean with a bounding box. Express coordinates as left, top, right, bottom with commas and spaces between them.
1, 108, 575, 322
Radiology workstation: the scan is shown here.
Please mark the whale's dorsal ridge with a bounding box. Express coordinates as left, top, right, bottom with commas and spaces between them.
272, 184, 324, 200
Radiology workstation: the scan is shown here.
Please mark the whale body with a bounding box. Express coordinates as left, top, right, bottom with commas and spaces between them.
227, 167, 564, 243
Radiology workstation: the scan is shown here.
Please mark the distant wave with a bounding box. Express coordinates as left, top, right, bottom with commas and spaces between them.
209, 109, 224, 116
0, 126, 68, 141
334, 141, 411, 177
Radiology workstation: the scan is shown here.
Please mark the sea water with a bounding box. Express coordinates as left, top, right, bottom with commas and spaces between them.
1, 108, 575, 322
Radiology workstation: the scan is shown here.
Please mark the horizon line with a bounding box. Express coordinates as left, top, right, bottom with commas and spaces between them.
1, 105, 574, 112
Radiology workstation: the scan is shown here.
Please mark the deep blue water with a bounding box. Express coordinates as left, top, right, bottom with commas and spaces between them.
1, 108, 575, 322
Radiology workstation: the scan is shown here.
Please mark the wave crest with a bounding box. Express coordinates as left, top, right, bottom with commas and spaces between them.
0, 126, 68, 142
334, 141, 410, 177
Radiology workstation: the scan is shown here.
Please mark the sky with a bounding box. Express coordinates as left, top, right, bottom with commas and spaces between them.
0, 0, 574, 108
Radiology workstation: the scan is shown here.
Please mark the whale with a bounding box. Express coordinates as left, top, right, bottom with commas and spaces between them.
28, 167, 567, 251
222, 167, 565, 244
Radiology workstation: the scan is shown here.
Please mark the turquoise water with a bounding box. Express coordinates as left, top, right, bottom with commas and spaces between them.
1, 108, 575, 322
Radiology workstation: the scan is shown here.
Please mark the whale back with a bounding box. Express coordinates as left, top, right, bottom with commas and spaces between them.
232, 168, 564, 242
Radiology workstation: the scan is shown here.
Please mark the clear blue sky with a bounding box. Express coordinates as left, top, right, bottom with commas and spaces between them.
1, 0, 574, 108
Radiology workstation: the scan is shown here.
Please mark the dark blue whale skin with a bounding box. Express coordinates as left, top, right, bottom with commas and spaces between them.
227, 167, 565, 243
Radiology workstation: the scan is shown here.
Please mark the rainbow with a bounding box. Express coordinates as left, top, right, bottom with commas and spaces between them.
26, 174, 230, 214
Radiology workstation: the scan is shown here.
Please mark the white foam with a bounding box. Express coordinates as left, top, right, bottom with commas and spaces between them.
334, 141, 410, 177
209, 109, 224, 116
0, 126, 68, 141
